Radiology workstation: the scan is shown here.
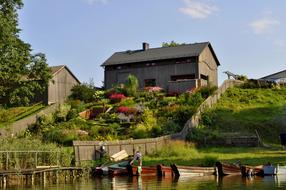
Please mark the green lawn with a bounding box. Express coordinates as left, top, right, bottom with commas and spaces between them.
143, 141, 286, 166
200, 87, 286, 144
0, 103, 45, 128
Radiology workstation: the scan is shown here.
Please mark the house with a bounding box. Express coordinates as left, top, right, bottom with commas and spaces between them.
260, 70, 286, 84
35, 65, 80, 105
102, 42, 220, 93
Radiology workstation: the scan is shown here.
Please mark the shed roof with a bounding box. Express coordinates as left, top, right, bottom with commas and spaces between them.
102, 42, 220, 66
49, 65, 81, 84
260, 70, 286, 80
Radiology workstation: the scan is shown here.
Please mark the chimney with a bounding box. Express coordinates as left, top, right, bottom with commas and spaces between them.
142, 42, 149, 51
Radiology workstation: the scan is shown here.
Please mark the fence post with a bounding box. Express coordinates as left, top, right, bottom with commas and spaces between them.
35, 152, 38, 167
6, 152, 8, 170
56, 151, 60, 166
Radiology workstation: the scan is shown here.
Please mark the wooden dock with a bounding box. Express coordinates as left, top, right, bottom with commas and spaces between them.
0, 167, 86, 188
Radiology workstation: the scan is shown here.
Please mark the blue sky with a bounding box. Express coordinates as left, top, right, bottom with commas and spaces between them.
19, 0, 286, 87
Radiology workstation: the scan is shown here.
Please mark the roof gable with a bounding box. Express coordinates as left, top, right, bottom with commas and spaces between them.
49, 65, 81, 84
260, 70, 286, 80
102, 42, 220, 66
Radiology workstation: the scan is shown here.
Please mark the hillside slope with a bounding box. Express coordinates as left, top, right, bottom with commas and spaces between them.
200, 87, 286, 144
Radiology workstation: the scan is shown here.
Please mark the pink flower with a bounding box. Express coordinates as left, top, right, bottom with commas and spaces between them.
144, 86, 163, 92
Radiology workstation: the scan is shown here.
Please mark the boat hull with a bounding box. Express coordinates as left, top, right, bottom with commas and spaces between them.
171, 164, 215, 177
215, 162, 241, 176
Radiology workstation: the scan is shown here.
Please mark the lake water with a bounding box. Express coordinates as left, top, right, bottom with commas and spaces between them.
4, 175, 286, 190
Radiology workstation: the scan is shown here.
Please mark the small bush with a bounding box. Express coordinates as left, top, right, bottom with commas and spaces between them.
132, 124, 148, 139
69, 83, 97, 103
162, 120, 181, 134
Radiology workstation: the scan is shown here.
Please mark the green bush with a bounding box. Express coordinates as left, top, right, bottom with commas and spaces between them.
124, 74, 139, 97
162, 120, 181, 134
172, 106, 196, 127
132, 125, 148, 139
69, 83, 97, 103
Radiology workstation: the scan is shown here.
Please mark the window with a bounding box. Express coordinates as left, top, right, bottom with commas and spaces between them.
200, 74, 209, 81
144, 79, 156, 87
170, 74, 195, 81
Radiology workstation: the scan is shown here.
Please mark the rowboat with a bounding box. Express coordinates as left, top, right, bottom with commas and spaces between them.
240, 165, 263, 176
157, 164, 173, 177
171, 164, 215, 177
94, 160, 130, 176
127, 165, 158, 176
277, 165, 286, 175
215, 162, 241, 176
263, 165, 277, 175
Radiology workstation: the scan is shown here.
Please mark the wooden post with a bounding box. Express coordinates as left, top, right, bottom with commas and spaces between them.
31, 173, 35, 185
35, 152, 38, 167
56, 151, 59, 166
6, 152, 9, 170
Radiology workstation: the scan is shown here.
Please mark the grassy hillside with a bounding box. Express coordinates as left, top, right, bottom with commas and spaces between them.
198, 87, 286, 144
0, 103, 45, 128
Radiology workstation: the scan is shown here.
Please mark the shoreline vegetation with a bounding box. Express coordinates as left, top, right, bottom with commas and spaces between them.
0, 78, 285, 170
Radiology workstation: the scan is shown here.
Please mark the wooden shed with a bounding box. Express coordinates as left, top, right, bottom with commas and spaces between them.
35, 65, 80, 105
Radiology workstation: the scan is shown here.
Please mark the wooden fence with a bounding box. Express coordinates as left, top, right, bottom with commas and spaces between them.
73, 136, 171, 165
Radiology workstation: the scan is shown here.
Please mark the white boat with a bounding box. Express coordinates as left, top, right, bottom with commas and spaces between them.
276, 165, 286, 175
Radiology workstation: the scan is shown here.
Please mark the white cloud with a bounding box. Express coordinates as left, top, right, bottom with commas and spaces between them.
249, 18, 280, 34
82, 0, 108, 5
179, 0, 218, 19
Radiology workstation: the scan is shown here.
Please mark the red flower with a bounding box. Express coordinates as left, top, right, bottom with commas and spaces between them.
117, 106, 137, 115
109, 93, 126, 103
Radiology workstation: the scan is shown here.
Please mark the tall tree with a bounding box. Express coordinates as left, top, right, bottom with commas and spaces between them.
0, 0, 51, 106
162, 41, 186, 47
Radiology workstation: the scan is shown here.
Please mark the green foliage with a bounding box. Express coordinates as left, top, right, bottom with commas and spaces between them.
93, 90, 105, 100
201, 87, 286, 144
151, 141, 197, 158
161, 120, 181, 134
124, 74, 139, 97
0, 103, 44, 127
0, 1, 51, 106
236, 75, 248, 81
201, 156, 218, 167
0, 138, 73, 169
55, 104, 71, 122
162, 41, 186, 47
69, 82, 97, 103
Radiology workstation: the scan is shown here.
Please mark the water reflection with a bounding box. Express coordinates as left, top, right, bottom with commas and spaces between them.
4, 175, 286, 190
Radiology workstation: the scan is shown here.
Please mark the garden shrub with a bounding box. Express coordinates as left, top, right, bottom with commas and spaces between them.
172, 106, 196, 127
124, 74, 139, 97
55, 104, 71, 122
132, 124, 148, 139
69, 83, 97, 103
162, 120, 181, 134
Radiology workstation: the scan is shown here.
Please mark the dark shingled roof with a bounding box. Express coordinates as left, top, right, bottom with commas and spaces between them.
260, 70, 286, 80
102, 42, 220, 66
